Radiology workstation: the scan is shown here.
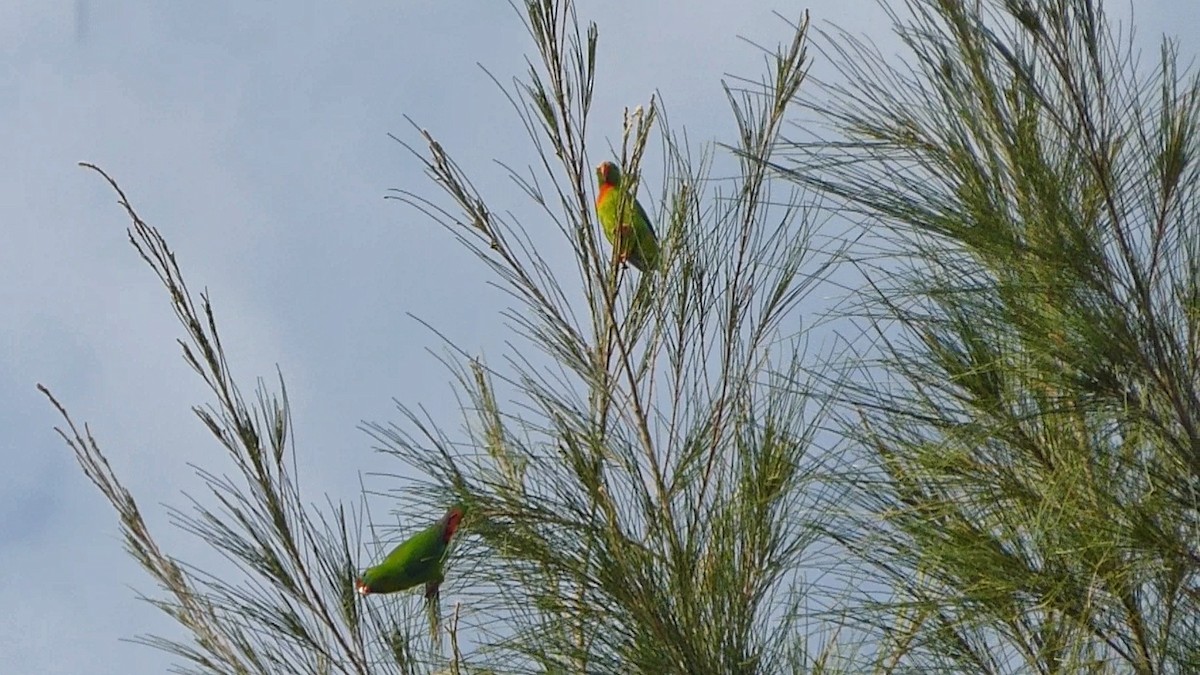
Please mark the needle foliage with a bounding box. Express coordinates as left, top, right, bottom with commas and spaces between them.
778, 0, 1200, 672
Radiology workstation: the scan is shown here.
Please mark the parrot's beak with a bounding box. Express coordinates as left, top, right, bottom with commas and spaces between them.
354, 578, 371, 596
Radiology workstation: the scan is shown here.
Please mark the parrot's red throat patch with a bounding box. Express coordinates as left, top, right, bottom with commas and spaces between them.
443, 508, 464, 543
596, 183, 615, 206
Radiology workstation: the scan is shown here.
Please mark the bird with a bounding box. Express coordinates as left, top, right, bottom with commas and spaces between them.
595, 161, 659, 272
355, 505, 464, 598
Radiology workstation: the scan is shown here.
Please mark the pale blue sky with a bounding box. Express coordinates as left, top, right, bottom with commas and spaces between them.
2, 1, 1197, 672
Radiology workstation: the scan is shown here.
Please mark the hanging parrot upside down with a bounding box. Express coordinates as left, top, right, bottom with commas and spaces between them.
595, 161, 659, 272
355, 505, 464, 599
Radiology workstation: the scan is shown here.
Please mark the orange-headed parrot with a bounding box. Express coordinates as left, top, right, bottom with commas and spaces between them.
595, 161, 659, 272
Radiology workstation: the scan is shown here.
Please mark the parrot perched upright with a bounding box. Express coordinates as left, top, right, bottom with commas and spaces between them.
595, 161, 659, 272
356, 506, 464, 599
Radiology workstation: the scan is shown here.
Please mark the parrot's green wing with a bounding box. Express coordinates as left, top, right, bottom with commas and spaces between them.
625, 197, 659, 272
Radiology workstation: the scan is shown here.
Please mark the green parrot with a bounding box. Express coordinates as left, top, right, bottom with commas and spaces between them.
595, 161, 659, 272
355, 505, 464, 599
